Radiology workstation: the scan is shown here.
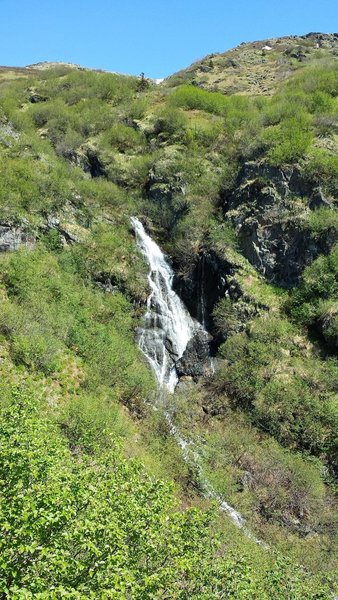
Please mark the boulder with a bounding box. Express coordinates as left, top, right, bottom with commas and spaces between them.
0, 224, 35, 252
176, 330, 212, 379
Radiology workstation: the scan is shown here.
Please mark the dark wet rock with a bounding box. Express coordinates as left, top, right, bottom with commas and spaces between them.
309, 188, 333, 210
176, 330, 212, 379
72, 146, 107, 178
85, 148, 107, 178
238, 218, 321, 287
164, 337, 180, 358
96, 281, 119, 294
0, 224, 35, 252
94, 274, 120, 294
29, 93, 48, 103
174, 250, 233, 332
173, 248, 262, 352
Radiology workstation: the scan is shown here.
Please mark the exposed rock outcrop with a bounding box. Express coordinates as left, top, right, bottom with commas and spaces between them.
176, 330, 212, 379
0, 224, 35, 252
174, 250, 233, 331
222, 160, 337, 287
73, 146, 107, 178
166, 33, 338, 96
0, 115, 19, 146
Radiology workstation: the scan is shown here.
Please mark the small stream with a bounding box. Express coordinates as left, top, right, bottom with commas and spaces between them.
132, 217, 264, 542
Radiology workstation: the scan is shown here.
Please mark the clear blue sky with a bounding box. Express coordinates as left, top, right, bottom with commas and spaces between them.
1, 0, 337, 78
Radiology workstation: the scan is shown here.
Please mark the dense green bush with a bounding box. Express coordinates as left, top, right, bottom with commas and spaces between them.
216, 315, 338, 466
262, 115, 313, 166
0, 153, 72, 218
288, 245, 338, 323
0, 385, 332, 598
0, 248, 153, 401
153, 106, 188, 139
284, 62, 338, 97
169, 84, 230, 114
169, 85, 260, 136
103, 123, 146, 153
307, 206, 338, 238
304, 149, 338, 196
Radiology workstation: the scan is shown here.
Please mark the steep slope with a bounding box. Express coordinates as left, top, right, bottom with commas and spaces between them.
166, 32, 338, 95
0, 37, 337, 597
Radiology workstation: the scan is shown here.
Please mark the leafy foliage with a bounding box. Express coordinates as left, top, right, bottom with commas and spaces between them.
216, 315, 338, 466
0, 54, 337, 597
0, 248, 153, 402
0, 385, 332, 598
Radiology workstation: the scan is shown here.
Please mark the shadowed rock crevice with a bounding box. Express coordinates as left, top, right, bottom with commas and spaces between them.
173, 250, 235, 351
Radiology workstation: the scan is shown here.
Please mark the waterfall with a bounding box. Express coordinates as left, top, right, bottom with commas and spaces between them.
131, 217, 198, 392
131, 217, 265, 544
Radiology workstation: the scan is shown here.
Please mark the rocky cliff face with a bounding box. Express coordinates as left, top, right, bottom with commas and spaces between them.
222, 161, 337, 287
174, 250, 231, 330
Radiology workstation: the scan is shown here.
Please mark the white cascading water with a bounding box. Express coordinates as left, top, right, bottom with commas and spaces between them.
131, 217, 198, 392
131, 217, 265, 543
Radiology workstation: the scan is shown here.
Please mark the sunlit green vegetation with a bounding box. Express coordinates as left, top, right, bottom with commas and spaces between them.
162, 386, 337, 578
0, 384, 332, 598
287, 244, 338, 348
0, 54, 337, 597
213, 314, 338, 466
0, 247, 153, 401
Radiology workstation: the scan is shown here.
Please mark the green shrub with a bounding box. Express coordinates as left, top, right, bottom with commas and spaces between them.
216, 315, 338, 466
307, 206, 338, 238
287, 245, 338, 333
153, 106, 188, 138
304, 149, 338, 196
0, 385, 332, 598
169, 84, 229, 114
104, 122, 145, 152
285, 63, 338, 97
0, 154, 72, 217
0, 248, 153, 401
262, 116, 313, 165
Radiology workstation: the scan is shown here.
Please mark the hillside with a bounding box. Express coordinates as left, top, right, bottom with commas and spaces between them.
0, 34, 337, 598
166, 32, 338, 95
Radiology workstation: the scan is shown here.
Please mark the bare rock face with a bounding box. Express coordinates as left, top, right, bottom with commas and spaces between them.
0, 224, 35, 252
176, 330, 212, 379
309, 188, 333, 210
174, 250, 232, 331
223, 160, 337, 287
